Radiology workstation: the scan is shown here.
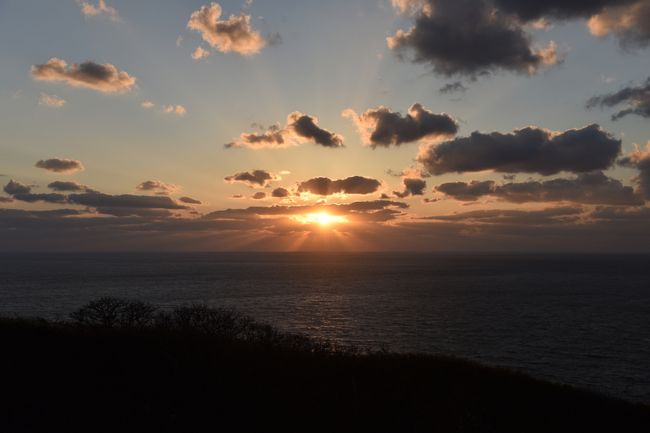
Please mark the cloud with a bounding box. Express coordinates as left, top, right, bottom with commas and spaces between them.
289, 112, 344, 148
388, 0, 560, 77
162, 105, 187, 116
224, 170, 279, 188
68, 192, 189, 214
11, 193, 68, 204
4, 180, 31, 195
31, 58, 136, 93
618, 142, 650, 199
5, 199, 650, 251
394, 178, 427, 198
226, 112, 344, 149
192, 46, 211, 60
418, 124, 621, 176
343, 104, 458, 148
0, 197, 13, 203
435, 172, 643, 205
271, 187, 290, 198
187, 3, 266, 56
588, 1, 650, 47
252, 192, 266, 200
439, 82, 467, 95
205, 199, 409, 222
435, 180, 496, 201
424, 205, 583, 224
48, 181, 91, 192
587, 76, 650, 120
136, 180, 180, 195
491, 0, 637, 21
179, 196, 202, 205
297, 176, 382, 196
141, 100, 155, 109
35, 158, 84, 174
77, 0, 120, 21
0, 200, 412, 251
38, 93, 66, 108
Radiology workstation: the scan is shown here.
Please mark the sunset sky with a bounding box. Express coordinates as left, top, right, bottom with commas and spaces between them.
2, 0, 650, 251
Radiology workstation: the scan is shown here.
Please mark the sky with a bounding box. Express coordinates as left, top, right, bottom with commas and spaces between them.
2, 0, 650, 251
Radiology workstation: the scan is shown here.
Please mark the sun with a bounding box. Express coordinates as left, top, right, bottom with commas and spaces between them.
293, 212, 348, 227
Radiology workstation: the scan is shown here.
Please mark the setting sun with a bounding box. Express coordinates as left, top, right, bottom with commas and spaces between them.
293, 212, 348, 226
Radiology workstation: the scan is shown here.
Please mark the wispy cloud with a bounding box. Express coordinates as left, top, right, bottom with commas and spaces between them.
77, 0, 120, 22
38, 93, 66, 108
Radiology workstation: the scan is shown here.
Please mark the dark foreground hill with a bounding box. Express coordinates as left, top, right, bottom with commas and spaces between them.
1, 298, 648, 433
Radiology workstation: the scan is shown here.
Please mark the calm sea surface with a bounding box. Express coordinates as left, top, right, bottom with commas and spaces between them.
0, 252, 648, 403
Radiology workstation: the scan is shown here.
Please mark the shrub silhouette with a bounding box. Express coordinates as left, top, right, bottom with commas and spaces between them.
69, 298, 350, 353
70, 297, 157, 328
70, 297, 129, 327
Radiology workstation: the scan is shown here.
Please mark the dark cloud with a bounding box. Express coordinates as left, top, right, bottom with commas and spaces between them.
31, 58, 136, 93
48, 181, 91, 192
224, 170, 279, 188
587, 77, 650, 120
436, 180, 496, 201
68, 192, 188, 210
590, 205, 650, 222
492, 0, 637, 20
179, 196, 202, 205
436, 172, 643, 205
187, 3, 267, 55
418, 124, 621, 176
492, 0, 650, 48
388, 0, 559, 77
4, 180, 31, 195
394, 178, 427, 198
227, 112, 344, 149
618, 143, 650, 199
252, 192, 266, 200
271, 187, 290, 198
343, 104, 458, 147
425, 206, 583, 224
289, 112, 344, 148
439, 81, 467, 94
12, 193, 68, 204
136, 180, 179, 195
297, 176, 382, 196
35, 158, 84, 174
225, 126, 285, 149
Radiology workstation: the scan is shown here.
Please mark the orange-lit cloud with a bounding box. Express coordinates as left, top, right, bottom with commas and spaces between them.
31, 58, 136, 93
187, 3, 266, 56
77, 0, 120, 22
38, 93, 66, 108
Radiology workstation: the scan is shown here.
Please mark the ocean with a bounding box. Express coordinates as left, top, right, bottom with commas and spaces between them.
0, 252, 648, 403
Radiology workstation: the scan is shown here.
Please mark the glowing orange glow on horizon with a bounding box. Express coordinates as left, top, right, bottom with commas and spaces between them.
292, 212, 348, 227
